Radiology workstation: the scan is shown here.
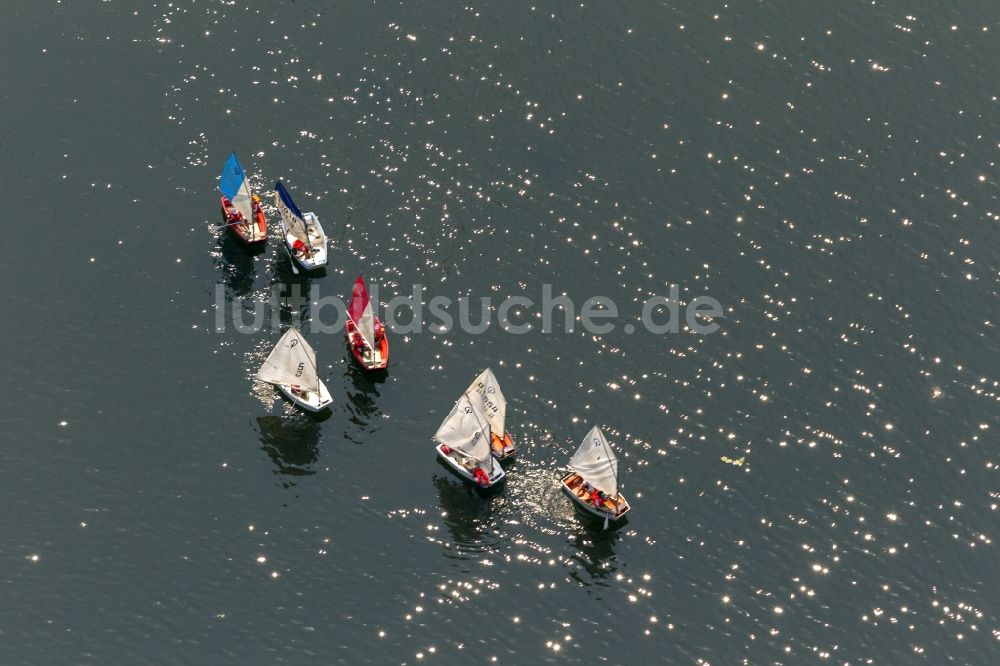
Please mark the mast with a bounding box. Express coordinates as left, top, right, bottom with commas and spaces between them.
306, 212, 315, 252
243, 153, 260, 242
600, 428, 619, 498
593, 427, 617, 527
234, 151, 250, 240
467, 394, 494, 474
348, 274, 377, 353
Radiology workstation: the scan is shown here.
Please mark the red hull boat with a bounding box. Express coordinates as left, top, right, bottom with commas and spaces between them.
346, 319, 390, 371
346, 274, 389, 371
220, 196, 267, 245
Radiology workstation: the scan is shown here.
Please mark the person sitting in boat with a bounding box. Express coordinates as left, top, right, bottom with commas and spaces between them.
251, 194, 262, 215
289, 384, 309, 398
351, 331, 365, 351
222, 198, 243, 223
473, 467, 490, 488
590, 488, 605, 509
374, 317, 385, 342
291, 239, 312, 259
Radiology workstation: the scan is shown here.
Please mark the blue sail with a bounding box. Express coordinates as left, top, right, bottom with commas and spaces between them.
274, 180, 305, 221
219, 152, 245, 200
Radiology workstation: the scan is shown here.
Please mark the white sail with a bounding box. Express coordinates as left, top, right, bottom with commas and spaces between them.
434, 394, 492, 464
255, 328, 319, 393
357, 300, 375, 349
233, 178, 254, 222
274, 189, 309, 244
569, 426, 619, 497
465, 368, 507, 435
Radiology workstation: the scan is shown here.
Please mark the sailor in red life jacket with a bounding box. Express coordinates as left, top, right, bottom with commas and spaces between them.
590, 488, 605, 509
351, 331, 365, 351
223, 197, 244, 224
291, 238, 312, 259
374, 317, 385, 342
473, 467, 490, 488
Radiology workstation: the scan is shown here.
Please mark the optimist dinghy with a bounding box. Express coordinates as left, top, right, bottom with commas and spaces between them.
434, 393, 505, 489
254, 327, 332, 412
345, 274, 389, 371
273, 180, 327, 270
218, 152, 267, 245
464, 368, 515, 461
560, 426, 631, 525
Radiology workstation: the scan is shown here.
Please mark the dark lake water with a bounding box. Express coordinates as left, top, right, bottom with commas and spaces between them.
3, 1, 999, 663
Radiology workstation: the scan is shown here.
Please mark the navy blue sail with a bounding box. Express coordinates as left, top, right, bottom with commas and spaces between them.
274, 180, 305, 223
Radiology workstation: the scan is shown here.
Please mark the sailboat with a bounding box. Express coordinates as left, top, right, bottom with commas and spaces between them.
218, 152, 267, 245
560, 426, 631, 523
434, 393, 506, 489
254, 327, 333, 412
464, 368, 515, 461
345, 274, 389, 371
273, 180, 328, 270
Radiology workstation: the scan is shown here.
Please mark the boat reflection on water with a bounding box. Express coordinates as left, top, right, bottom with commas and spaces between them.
565, 494, 631, 531
272, 242, 327, 283
268, 270, 315, 332
215, 230, 262, 297
567, 525, 623, 586
432, 474, 504, 558
257, 414, 325, 488
338, 363, 385, 444
346, 361, 386, 403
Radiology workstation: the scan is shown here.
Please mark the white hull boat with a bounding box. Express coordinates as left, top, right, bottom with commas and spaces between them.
274, 180, 328, 270
561, 426, 630, 525
255, 327, 331, 414
560, 472, 630, 521
282, 212, 327, 270
278, 380, 332, 413
436, 444, 506, 487
433, 393, 506, 490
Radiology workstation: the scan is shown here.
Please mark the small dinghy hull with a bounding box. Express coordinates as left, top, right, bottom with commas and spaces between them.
218, 152, 268, 245
346, 320, 389, 371
275, 181, 327, 270
220, 197, 267, 245
436, 444, 506, 488
284, 212, 327, 270
560, 472, 630, 522
278, 380, 333, 413
255, 328, 331, 414
345, 275, 388, 370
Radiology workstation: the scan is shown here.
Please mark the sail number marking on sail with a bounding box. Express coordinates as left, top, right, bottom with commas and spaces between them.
473, 381, 501, 416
